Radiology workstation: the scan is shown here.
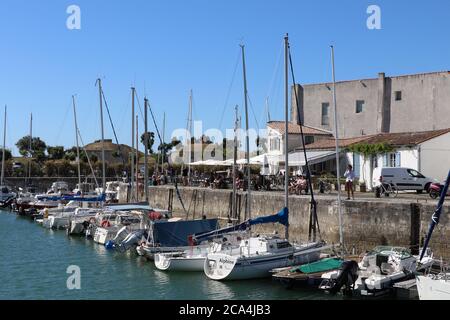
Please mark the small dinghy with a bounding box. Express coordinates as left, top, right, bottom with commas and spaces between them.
272, 256, 351, 288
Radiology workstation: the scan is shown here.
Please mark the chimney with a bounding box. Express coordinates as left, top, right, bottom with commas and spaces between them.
376, 72, 391, 133
291, 84, 304, 125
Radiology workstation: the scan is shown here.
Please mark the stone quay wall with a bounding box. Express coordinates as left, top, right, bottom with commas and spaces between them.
148, 186, 450, 260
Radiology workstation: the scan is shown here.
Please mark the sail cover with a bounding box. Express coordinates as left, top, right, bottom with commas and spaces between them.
193, 220, 250, 243
249, 207, 289, 227
193, 208, 289, 243
37, 193, 106, 202
153, 218, 219, 247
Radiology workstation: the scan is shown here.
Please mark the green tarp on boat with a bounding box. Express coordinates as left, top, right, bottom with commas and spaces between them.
290, 258, 343, 274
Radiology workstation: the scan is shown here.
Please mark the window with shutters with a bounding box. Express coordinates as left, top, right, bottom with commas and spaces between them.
353, 153, 361, 177
383, 152, 401, 167
270, 138, 280, 151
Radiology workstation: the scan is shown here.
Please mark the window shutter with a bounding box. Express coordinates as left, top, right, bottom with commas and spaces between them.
396, 152, 401, 167
383, 154, 388, 167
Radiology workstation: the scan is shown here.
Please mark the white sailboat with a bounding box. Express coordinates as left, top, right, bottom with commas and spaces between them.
154, 234, 243, 272
203, 35, 324, 281
153, 109, 244, 272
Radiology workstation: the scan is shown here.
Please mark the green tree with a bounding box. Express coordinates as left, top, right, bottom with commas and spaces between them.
346, 142, 395, 182
16, 136, 47, 161
141, 132, 155, 154
64, 146, 78, 161
0, 148, 12, 161
81, 153, 98, 163
47, 146, 65, 160
157, 138, 182, 162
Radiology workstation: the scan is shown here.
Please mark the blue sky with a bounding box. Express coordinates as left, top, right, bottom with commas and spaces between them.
1, 0, 449, 155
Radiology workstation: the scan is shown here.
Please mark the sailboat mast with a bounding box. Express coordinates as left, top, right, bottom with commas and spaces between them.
28, 113, 32, 185
97, 78, 106, 192
135, 115, 139, 201
284, 34, 289, 240
131, 87, 136, 201
240, 44, 251, 220
188, 90, 193, 180
144, 98, 149, 203
162, 112, 165, 169
331, 45, 344, 248
232, 105, 238, 221
72, 95, 81, 188
1, 105, 6, 186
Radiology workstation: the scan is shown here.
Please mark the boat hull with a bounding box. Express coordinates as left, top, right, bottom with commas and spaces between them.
154, 253, 205, 272
204, 243, 322, 281
93, 227, 116, 245
416, 275, 450, 300
138, 244, 210, 260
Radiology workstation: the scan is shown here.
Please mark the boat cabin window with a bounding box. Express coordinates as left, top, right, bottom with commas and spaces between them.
276, 241, 292, 249
120, 216, 140, 224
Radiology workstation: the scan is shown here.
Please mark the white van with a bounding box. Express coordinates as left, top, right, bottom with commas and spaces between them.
372, 167, 436, 193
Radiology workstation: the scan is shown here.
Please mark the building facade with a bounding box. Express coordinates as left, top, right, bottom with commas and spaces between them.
266, 121, 332, 157
292, 71, 450, 138
302, 129, 450, 189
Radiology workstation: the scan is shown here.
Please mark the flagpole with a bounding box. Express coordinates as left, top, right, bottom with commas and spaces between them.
331, 45, 344, 249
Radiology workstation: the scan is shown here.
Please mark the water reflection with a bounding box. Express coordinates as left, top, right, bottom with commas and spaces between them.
203, 278, 235, 300
1, 211, 337, 300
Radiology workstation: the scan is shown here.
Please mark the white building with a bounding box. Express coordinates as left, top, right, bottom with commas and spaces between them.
264, 121, 332, 174
302, 128, 450, 190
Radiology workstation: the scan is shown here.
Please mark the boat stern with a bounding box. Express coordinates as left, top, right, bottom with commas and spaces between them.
204, 253, 238, 280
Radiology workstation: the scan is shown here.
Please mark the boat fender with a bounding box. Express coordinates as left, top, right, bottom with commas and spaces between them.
101, 220, 111, 228
105, 240, 115, 249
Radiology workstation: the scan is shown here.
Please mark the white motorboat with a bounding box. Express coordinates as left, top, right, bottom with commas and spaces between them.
319, 246, 427, 297
41, 201, 81, 229
417, 273, 450, 300
93, 212, 145, 245
355, 246, 418, 295
72, 182, 98, 197
68, 208, 103, 235
42, 200, 103, 229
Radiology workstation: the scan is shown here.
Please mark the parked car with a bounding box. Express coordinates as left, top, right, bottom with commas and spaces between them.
372, 167, 436, 194
12, 162, 23, 170
429, 182, 450, 199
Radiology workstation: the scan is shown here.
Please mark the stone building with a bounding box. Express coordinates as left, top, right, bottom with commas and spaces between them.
292, 71, 450, 138
84, 139, 142, 165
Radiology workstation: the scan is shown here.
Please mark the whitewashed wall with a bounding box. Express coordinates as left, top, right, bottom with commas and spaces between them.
347, 149, 420, 190
419, 132, 450, 182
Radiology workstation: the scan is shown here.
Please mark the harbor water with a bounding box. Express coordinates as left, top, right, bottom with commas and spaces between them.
0, 210, 338, 300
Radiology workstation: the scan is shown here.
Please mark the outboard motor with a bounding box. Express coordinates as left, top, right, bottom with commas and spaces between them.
329, 260, 359, 296
117, 229, 147, 252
